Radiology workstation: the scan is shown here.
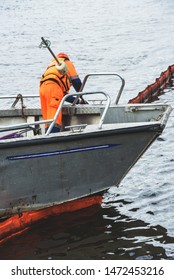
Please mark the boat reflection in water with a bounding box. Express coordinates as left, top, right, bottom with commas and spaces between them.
0, 202, 171, 260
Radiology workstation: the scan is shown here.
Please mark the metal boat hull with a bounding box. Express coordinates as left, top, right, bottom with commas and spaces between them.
0, 86, 172, 219
0, 122, 162, 217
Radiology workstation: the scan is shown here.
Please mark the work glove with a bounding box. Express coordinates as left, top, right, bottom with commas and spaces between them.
78, 98, 88, 104
72, 96, 88, 105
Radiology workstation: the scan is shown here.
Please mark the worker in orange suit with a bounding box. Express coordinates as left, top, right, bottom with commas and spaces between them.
40, 52, 85, 133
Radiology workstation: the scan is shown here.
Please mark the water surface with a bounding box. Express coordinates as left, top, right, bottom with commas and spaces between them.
0, 0, 174, 260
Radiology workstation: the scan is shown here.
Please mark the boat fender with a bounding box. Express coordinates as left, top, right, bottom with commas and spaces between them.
55, 61, 68, 75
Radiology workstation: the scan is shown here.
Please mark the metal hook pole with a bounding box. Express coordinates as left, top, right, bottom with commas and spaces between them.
40, 37, 61, 66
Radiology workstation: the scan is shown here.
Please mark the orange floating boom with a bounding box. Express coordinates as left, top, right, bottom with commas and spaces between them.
129, 64, 174, 104
0, 195, 102, 244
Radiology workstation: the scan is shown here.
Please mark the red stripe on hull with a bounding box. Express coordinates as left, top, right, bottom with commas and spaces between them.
0, 195, 102, 244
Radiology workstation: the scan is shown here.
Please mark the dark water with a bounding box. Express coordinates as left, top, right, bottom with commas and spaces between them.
1, 0, 174, 260
0, 204, 172, 260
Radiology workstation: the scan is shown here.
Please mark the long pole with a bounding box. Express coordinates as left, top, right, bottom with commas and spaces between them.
41, 37, 61, 65
40, 37, 85, 104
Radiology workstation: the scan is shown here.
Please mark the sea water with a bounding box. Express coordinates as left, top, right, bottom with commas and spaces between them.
0, 0, 174, 260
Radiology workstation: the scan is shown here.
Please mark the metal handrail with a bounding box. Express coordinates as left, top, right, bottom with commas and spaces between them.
0, 94, 40, 111
0, 91, 111, 135
46, 91, 111, 135
0, 95, 39, 99
0, 119, 52, 133
80, 73, 125, 104
0, 72, 125, 106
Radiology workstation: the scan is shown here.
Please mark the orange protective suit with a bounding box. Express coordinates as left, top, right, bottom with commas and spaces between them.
40, 56, 80, 129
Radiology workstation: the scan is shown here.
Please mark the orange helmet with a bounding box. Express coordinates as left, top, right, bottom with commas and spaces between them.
57, 52, 69, 60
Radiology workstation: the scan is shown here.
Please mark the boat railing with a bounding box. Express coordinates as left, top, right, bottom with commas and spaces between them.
0, 73, 124, 109
45, 91, 111, 135
0, 91, 111, 137
0, 94, 40, 109
79, 73, 125, 104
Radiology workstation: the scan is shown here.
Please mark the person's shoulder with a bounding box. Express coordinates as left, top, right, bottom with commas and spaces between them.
66, 59, 75, 66
67, 60, 77, 73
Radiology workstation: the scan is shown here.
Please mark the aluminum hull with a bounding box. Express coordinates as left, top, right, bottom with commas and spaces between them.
0, 91, 172, 218
0, 122, 170, 218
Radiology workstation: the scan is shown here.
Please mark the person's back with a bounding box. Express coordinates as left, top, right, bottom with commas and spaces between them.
40, 53, 82, 133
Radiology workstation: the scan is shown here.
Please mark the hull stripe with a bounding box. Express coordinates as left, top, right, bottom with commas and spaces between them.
7, 143, 120, 160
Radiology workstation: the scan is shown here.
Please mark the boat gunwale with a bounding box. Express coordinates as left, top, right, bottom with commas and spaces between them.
0, 122, 162, 149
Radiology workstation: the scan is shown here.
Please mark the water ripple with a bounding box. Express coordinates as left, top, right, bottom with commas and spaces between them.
1, 0, 174, 259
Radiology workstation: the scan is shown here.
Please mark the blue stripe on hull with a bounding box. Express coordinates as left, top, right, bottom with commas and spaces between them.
7, 144, 120, 161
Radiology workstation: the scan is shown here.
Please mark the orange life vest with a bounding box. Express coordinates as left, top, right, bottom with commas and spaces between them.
40, 57, 80, 93
40, 58, 71, 93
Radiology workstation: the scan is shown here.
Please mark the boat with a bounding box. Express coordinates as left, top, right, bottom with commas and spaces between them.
0, 72, 172, 241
